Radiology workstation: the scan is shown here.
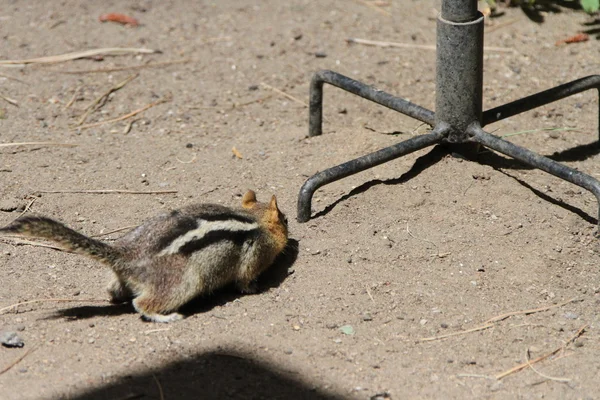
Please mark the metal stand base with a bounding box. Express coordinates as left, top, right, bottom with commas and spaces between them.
297, 69, 600, 224
297, 0, 600, 228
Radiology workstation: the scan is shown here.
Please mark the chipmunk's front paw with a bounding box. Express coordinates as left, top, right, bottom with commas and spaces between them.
237, 280, 258, 294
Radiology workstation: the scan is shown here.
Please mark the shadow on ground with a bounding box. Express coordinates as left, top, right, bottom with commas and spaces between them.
310, 139, 599, 225
64, 347, 345, 400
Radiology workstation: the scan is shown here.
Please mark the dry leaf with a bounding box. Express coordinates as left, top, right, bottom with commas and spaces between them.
232, 147, 243, 159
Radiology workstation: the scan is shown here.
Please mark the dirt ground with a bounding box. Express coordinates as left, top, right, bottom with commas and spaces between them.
1, 1, 600, 399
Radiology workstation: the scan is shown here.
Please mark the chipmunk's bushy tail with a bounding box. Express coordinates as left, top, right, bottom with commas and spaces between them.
0, 215, 122, 265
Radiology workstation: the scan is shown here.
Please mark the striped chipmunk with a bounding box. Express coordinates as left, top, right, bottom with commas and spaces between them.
0, 190, 289, 323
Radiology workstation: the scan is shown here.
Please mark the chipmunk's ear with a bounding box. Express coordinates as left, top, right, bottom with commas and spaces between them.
242, 190, 257, 209
269, 195, 279, 211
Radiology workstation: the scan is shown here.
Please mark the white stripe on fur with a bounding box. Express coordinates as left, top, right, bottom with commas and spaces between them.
158, 219, 259, 256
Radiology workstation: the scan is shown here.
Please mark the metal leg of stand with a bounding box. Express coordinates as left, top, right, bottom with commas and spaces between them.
308, 70, 435, 137
469, 125, 600, 229
482, 75, 600, 128
297, 124, 447, 222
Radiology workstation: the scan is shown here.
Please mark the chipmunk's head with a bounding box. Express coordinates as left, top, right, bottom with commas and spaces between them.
241, 190, 288, 252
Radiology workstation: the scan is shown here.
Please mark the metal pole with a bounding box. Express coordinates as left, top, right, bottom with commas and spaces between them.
435, 0, 483, 141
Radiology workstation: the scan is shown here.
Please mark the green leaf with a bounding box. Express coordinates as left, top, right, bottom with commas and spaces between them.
339, 325, 355, 335
581, 0, 600, 13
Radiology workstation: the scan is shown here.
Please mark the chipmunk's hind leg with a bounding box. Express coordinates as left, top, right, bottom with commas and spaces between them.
106, 276, 134, 304
132, 293, 184, 323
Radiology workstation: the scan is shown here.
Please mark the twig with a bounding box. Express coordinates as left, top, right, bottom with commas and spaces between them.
123, 119, 136, 134
229, 94, 273, 109
73, 97, 169, 130
417, 323, 494, 342
366, 286, 375, 303
64, 85, 82, 109
0, 142, 77, 148
0, 93, 18, 107
0, 237, 69, 252
353, 0, 392, 16
35, 189, 177, 194
496, 325, 587, 380
15, 196, 36, 219
456, 373, 496, 380
500, 127, 578, 139
77, 74, 138, 125
0, 48, 158, 66
60, 59, 191, 74
260, 82, 308, 107
144, 328, 171, 335
176, 153, 197, 164
525, 349, 571, 383
485, 298, 579, 324
346, 37, 516, 53
0, 298, 109, 314
152, 374, 165, 400
406, 221, 439, 252
0, 346, 38, 376
90, 225, 136, 238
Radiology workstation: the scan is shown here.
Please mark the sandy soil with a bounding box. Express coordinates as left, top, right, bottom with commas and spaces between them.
1, 1, 600, 399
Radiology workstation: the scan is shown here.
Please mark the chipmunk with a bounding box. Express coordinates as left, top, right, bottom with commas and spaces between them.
0, 190, 289, 323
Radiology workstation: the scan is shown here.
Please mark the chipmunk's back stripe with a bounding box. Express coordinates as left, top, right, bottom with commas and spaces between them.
177, 229, 257, 255
155, 215, 198, 251
158, 219, 259, 256
199, 212, 256, 224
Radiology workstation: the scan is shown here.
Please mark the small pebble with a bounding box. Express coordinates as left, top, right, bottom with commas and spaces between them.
1, 331, 25, 348
325, 322, 337, 329
370, 392, 392, 400
489, 381, 504, 392
563, 311, 579, 320
284, 348, 293, 355
315, 51, 327, 58
362, 313, 373, 321
440, 323, 449, 329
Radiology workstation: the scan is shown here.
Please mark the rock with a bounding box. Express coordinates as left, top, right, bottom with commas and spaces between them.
563, 311, 579, 320
0, 199, 19, 212
370, 392, 392, 400
1, 331, 24, 348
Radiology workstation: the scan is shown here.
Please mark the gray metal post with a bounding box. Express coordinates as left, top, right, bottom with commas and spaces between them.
435, 0, 484, 141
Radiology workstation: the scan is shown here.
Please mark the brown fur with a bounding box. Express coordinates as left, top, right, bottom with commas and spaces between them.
0, 190, 288, 322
